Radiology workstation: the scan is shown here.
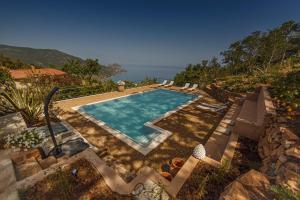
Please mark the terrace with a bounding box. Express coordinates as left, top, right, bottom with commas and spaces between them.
0, 82, 287, 199
54, 85, 225, 174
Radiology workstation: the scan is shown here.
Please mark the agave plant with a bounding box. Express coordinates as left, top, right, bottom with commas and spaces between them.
0, 84, 48, 127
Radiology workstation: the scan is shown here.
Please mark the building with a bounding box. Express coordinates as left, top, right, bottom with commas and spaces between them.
9, 68, 66, 80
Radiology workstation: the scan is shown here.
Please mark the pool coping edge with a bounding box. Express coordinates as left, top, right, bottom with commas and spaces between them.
71, 89, 202, 155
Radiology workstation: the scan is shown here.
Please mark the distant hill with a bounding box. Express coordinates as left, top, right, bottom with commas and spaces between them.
0, 44, 83, 67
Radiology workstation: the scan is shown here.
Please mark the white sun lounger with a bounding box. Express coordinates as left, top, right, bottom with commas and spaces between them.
197, 104, 226, 112
180, 83, 190, 90
165, 80, 174, 87
158, 80, 168, 86
187, 84, 198, 91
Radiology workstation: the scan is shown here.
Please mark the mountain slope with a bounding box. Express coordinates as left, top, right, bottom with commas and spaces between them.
0, 44, 83, 67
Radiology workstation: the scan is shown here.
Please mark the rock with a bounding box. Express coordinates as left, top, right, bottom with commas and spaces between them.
278, 155, 288, 163
132, 179, 170, 200
284, 141, 296, 149
239, 170, 270, 188
277, 167, 299, 192
219, 181, 249, 200
258, 147, 264, 158
262, 145, 271, 157
270, 142, 281, 151
219, 170, 271, 200
277, 117, 288, 123
280, 127, 299, 142
259, 165, 268, 174
37, 156, 57, 169
284, 162, 300, 173
285, 146, 300, 159
275, 157, 287, 175
274, 145, 285, 158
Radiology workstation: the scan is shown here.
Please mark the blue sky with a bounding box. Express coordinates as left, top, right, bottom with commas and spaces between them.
1, 0, 300, 66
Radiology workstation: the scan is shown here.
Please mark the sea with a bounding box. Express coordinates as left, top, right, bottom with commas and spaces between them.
111, 64, 186, 83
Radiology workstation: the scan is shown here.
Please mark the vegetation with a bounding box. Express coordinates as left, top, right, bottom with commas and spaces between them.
0, 83, 49, 126
174, 57, 222, 87
62, 58, 101, 83
19, 159, 128, 200
5, 129, 45, 150
0, 44, 83, 67
62, 59, 125, 82
177, 162, 239, 200
270, 177, 300, 200
174, 20, 300, 90
270, 70, 300, 106
57, 80, 117, 100
0, 67, 12, 84
0, 54, 30, 69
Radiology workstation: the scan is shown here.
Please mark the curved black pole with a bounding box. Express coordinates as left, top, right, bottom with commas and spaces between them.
44, 87, 61, 156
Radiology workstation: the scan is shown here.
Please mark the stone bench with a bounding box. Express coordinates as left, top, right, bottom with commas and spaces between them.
232, 86, 275, 141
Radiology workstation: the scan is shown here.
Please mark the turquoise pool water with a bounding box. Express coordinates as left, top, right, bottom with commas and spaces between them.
79, 89, 197, 146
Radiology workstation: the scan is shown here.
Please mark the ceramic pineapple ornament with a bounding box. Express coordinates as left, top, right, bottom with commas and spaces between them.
193, 144, 206, 160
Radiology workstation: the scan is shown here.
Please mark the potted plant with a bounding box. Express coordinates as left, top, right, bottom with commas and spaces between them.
117, 80, 125, 92
160, 172, 172, 181
171, 157, 185, 169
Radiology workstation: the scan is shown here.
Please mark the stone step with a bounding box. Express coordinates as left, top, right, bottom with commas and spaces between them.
204, 103, 241, 164
0, 150, 19, 199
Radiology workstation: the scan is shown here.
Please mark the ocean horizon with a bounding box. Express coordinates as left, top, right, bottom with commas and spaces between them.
111, 64, 186, 82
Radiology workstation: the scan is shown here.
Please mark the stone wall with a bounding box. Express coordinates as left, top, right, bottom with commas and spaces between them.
258, 117, 300, 192
219, 170, 271, 200
219, 93, 299, 199
204, 83, 242, 103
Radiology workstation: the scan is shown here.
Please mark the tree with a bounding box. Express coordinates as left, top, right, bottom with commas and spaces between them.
82, 58, 101, 82
62, 58, 101, 83
0, 54, 29, 69
174, 20, 300, 87
62, 59, 82, 78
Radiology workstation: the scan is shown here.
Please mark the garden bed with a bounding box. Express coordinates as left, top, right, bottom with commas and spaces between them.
177, 136, 262, 200
19, 159, 129, 200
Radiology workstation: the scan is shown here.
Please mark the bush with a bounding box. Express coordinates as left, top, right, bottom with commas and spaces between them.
56, 77, 157, 101
270, 177, 300, 200
57, 80, 118, 100
123, 80, 137, 89
270, 70, 300, 105
138, 77, 157, 86
5, 129, 45, 151
0, 67, 12, 85
1, 84, 49, 126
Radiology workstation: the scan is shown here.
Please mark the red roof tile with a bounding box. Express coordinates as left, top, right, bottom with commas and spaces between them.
10, 68, 66, 79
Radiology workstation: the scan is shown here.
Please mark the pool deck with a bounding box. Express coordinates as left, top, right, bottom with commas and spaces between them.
54, 85, 223, 175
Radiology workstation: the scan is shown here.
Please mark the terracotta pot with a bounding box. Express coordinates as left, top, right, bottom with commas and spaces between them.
160, 172, 172, 181
118, 85, 125, 92
171, 157, 185, 169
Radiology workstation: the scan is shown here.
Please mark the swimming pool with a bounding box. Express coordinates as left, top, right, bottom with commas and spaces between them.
74, 89, 199, 154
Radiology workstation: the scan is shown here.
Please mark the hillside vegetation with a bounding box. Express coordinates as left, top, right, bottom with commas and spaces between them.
0, 44, 83, 67
174, 20, 300, 106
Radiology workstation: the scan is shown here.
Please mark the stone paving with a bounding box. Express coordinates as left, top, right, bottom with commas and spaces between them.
55, 85, 223, 174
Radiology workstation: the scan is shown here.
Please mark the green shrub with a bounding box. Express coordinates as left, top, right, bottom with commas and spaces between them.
5, 129, 45, 150
270, 177, 300, 200
57, 80, 118, 100
270, 70, 300, 105
0, 67, 12, 85
124, 80, 136, 88
138, 77, 157, 86
1, 85, 49, 126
